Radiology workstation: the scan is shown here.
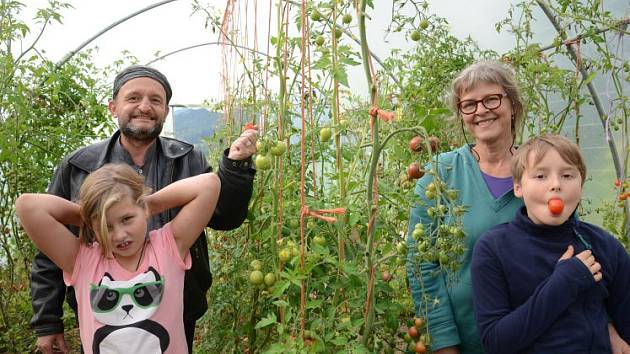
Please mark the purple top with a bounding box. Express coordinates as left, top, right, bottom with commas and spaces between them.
481, 171, 513, 198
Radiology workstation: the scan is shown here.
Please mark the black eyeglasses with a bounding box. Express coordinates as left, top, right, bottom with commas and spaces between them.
458, 93, 507, 114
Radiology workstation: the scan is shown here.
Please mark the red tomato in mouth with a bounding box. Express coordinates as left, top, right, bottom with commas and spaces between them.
548, 198, 564, 215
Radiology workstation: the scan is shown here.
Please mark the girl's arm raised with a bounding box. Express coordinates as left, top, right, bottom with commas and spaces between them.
146, 173, 220, 258
16, 194, 81, 274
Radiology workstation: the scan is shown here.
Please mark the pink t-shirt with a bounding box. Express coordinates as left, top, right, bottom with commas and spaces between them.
64, 223, 190, 354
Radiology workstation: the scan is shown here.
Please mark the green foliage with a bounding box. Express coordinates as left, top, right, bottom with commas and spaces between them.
0, 1, 113, 350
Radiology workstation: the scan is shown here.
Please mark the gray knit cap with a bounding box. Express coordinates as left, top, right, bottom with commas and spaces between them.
112, 65, 172, 103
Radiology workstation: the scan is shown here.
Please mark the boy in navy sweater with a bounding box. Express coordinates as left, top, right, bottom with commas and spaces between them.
471, 134, 630, 354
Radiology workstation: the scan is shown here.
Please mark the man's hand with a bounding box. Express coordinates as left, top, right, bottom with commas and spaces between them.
610, 323, 630, 354
228, 127, 258, 160
36, 333, 68, 354
558, 245, 602, 281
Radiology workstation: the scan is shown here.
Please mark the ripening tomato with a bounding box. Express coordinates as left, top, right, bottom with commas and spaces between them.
408, 163, 424, 179
409, 136, 423, 152
408, 326, 419, 338
415, 341, 427, 354
428, 136, 440, 153
548, 198, 564, 215
414, 317, 424, 328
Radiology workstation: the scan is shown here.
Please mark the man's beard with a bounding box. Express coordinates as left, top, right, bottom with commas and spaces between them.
120, 119, 164, 141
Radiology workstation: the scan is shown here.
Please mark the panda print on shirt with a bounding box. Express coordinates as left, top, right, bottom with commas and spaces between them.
90, 267, 169, 354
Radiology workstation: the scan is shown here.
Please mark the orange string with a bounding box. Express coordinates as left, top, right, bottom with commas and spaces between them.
368, 106, 395, 130
301, 206, 346, 223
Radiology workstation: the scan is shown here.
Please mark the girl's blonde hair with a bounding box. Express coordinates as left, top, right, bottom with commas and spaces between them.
78, 164, 150, 256
449, 61, 524, 142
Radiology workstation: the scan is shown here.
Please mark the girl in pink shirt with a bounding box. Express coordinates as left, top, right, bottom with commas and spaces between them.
16, 164, 220, 354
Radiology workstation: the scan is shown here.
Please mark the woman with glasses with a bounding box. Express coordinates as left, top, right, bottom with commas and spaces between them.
405, 61, 629, 354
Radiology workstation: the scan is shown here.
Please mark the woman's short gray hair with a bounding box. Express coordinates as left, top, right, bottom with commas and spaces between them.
448, 61, 524, 141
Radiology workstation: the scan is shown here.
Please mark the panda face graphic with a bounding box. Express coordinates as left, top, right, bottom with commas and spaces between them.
90, 267, 164, 326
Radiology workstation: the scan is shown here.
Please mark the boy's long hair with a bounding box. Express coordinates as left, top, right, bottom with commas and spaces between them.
78, 164, 151, 256
511, 134, 587, 186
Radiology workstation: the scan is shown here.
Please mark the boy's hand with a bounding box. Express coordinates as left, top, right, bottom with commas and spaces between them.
558, 245, 602, 282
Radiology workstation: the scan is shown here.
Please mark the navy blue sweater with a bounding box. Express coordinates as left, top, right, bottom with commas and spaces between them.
471, 207, 630, 354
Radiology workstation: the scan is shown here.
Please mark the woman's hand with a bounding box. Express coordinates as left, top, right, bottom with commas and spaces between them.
432, 346, 460, 354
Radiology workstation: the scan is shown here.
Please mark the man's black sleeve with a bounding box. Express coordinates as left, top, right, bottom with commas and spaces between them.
29, 162, 71, 336
207, 149, 255, 231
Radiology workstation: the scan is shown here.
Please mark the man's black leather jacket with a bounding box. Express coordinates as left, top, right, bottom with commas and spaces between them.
30, 130, 255, 336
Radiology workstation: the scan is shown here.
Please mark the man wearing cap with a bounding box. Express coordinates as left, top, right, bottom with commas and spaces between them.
30, 65, 258, 354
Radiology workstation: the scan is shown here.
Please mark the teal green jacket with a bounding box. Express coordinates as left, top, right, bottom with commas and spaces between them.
406, 145, 523, 353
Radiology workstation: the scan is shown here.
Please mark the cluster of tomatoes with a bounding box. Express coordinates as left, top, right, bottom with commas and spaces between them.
254, 139, 287, 170
277, 239, 301, 264
310, 8, 353, 47
407, 135, 440, 180
248, 259, 277, 289
615, 179, 630, 202
404, 317, 430, 353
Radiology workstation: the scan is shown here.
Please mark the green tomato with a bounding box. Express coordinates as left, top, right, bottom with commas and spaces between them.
417, 240, 429, 253
396, 242, 407, 255
419, 19, 429, 30
249, 270, 264, 285
279, 248, 292, 263
255, 154, 272, 170
264, 272, 276, 286
250, 259, 262, 271
342, 14, 352, 24
424, 190, 435, 200
446, 189, 458, 201
313, 235, 327, 246
270, 141, 287, 156
315, 35, 325, 46
310, 10, 321, 22
410, 30, 421, 42
319, 127, 332, 142
289, 218, 300, 229
412, 228, 424, 241
335, 28, 343, 39
438, 251, 449, 265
